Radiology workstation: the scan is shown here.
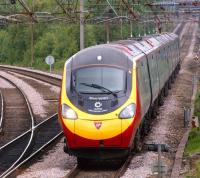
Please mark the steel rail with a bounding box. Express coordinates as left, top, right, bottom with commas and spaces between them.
0, 113, 58, 150
0, 129, 31, 150
0, 67, 63, 177
66, 155, 133, 178
0, 65, 61, 87
113, 155, 133, 178
66, 165, 80, 178
0, 90, 4, 133
0, 113, 61, 177
0, 74, 35, 128
0, 74, 35, 178
180, 22, 192, 49
2, 114, 62, 178
4, 133, 63, 178
0, 113, 57, 150
173, 22, 185, 36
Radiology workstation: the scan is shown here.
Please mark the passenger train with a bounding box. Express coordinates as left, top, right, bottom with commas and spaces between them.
58, 33, 180, 162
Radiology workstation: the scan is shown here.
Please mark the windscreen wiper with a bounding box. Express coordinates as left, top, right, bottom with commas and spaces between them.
80, 83, 118, 98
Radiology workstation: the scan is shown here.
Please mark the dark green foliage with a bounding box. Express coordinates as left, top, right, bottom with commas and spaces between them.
0, 0, 167, 70
0, 23, 80, 68
0, 22, 137, 69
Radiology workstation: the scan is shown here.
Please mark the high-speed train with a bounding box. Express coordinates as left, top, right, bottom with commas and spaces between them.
58, 33, 180, 162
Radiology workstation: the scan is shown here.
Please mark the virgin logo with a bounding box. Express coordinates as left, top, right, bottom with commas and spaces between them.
94, 121, 102, 129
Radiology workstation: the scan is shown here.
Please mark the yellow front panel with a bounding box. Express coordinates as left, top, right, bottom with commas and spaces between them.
63, 116, 135, 140
75, 119, 121, 140
61, 62, 137, 140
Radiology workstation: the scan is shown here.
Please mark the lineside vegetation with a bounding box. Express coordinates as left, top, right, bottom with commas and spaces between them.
0, 0, 175, 71
185, 81, 200, 177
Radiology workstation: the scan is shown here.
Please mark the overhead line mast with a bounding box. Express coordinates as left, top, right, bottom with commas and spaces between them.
80, 0, 84, 50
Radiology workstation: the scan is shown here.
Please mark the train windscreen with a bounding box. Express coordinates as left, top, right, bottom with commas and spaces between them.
74, 67, 126, 94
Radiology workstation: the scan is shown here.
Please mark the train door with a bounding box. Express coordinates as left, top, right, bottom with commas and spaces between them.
148, 53, 160, 102
137, 57, 151, 119
167, 45, 173, 75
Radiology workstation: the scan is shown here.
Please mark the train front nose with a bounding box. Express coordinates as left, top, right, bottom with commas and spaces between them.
60, 47, 137, 159
74, 118, 122, 147
61, 113, 135, 159
61, 102, 137, 150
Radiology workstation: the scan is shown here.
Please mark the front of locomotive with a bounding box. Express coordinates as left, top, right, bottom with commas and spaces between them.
59, 45, 140, 159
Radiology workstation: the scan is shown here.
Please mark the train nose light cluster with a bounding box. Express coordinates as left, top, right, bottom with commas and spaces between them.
119, 103, 136, 119
62, 104, 77, 120
97, 55, 102, 61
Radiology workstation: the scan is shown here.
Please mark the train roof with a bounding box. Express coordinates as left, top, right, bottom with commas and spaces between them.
68, 33, 179, 66
111, 33, 178, 55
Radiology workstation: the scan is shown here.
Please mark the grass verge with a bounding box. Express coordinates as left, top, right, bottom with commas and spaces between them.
184, 81, 200, 177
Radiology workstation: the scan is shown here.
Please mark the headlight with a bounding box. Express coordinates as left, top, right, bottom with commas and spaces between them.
62, 104, 77, 120
119, 103, 136, 119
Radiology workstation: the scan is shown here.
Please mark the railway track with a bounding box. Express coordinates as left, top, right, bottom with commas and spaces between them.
0, 114, 62, 178
0, 65, 61, 87
0, 75, 33, 146
174, 22, 186, 36
0, 75, 34, 177
0, 72, 62, 177
0, 69, 60, 126
66, 156, 133, 178
0, 67, 61, 121
180, 22, 191, 49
